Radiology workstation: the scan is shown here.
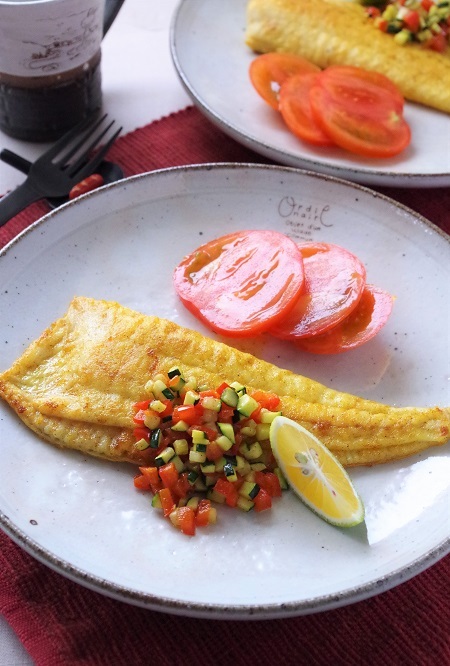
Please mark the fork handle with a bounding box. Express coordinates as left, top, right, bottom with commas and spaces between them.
0, 180, 43, 227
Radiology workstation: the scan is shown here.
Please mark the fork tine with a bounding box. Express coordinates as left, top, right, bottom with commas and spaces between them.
66, 117, 116, 176
71, 126, 122, 181
40, 112, 100, 162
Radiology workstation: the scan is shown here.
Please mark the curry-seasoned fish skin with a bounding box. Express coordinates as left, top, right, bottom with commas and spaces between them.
245, 0, 450, 114
0, 296, 448, 467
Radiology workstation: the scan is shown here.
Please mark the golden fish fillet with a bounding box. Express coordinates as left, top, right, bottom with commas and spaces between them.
245, 0, 450, 113
0, 297, 448, 467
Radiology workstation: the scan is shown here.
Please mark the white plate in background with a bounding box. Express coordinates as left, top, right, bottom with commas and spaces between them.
171, 0, 450, 188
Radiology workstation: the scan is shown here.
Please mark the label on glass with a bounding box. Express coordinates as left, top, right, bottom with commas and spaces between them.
0, 0, 104, 77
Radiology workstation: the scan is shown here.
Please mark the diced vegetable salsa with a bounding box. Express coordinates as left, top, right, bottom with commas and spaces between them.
132, 367, 287, 535
363, 0, 450, 51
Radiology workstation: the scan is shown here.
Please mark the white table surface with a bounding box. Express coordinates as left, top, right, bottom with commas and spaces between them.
0, 1, 190, 663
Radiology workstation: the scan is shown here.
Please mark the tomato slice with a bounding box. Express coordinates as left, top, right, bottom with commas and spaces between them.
295, 285, 393, 355
173, 230, 305, 337
309, 70, 411, 158
318, 66, 405, 113
269, 242, 366, 339
278, 73, 334, 146
249, 52, 320, 110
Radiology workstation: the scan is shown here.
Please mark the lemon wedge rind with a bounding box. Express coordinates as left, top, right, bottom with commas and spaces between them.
269, 415, 364, 528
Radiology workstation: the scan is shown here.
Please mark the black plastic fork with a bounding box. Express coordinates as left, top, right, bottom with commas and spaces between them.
0, 113, 122, 226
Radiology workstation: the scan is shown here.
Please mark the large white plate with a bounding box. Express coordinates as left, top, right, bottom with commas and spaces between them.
170, 0, 450, 188
0, 165, 449, 620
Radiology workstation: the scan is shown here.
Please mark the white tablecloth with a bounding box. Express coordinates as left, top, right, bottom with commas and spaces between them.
0, 1, 190, 663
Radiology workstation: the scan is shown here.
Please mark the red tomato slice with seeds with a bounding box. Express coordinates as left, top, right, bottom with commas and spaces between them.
318, 66, 405, 112
173, 230, 305, 337
279, 73, 334, 146
249, 52, 320, 110
269, 242, 366, 339
309, 68, 410, 158
295, 285, 394, 354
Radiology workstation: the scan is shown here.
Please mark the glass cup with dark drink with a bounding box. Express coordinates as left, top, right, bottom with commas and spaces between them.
0, 0, 125, 142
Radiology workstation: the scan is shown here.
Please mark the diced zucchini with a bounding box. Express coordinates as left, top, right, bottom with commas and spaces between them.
149, 399, 167, 414
171, 455, 185, 473
154, 446, 175, 467
240, 420, 257, 437
223, 461, 238, 482
191, 429, 209, 445
187, 470, 199, 485
189, 449, 206, 464
230, 381, 246, 395
201, 461, 216, 475
256, 423, 271, 441
150, 428, 163, 449
207, 507, 218, 525
239, 441, 263, 460
215, 456, 226, 472
194, 477, 207, 492
236, 455, 251, 476
174, 438, 189, 457
259, 409, 282, 424
152, 379, 170, 399
135, 437, 150, 451
217, 422, 235, 443
183, 390, 200, 405
237, 496, 254, 512
216, 434, 233, 452
274, 467, 289, 490
239, 481, 260, 500
168, 367, 182, 379
237, 393, 259, 416
207, 489, 226, 504
250, 462, 266, 472
170, 375, 186, 393
204, 475, 217, 487
171, 420, 189, 432
161, 387, 175, 400
151, 493, 162, 509
220, 387, 239, 407
144, 411, 161, 430
186, 496, 200, 510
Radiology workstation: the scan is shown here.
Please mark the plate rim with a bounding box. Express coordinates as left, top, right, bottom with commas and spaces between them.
0, 162, 449, 620
169, 0, 450, 188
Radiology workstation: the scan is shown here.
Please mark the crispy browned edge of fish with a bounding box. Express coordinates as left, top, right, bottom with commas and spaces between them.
245, 0, 450, 113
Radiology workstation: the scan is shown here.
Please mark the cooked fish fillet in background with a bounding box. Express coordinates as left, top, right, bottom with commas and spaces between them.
246, 0, 450, 114
0, 297, 448, 466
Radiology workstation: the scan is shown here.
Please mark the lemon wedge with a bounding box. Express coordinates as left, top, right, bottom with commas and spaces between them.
270, 416, 364, 527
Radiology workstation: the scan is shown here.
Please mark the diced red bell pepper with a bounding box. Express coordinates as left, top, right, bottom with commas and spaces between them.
253, 488, 272, 512
216, 382, 230, 395
159, 462, 179, 489
172, 404, 201, 425
218, 402, 235, 423
250, 390, 281, 411
172, 472, 191, 499
206, 441, 224, 462
214, 478, 238, 507
255, 471, 282, 498
133, 474, 152, 491
199, 389, 220, 399
133, 400, 151, 411
177, 506, 196, 536
133, 427, 150, 443
195, 499, 213, 527
158, 488, 176, 517
403, 9, 420, 33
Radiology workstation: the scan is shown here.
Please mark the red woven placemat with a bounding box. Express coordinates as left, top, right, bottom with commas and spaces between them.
1, 106, 449, 666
